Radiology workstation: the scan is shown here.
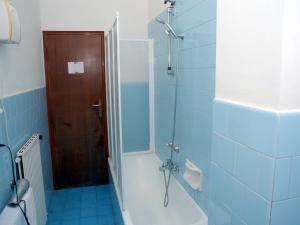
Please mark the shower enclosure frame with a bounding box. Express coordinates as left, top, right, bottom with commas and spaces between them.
105, 10, 208, 225
105, 12, 125, 210
105, 13, 156, 216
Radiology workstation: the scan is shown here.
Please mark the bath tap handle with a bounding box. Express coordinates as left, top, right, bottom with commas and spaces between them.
166, 142, 173, 147
174, 146, 180, 153
173, 165, 179, 173
159, 163, 167, 171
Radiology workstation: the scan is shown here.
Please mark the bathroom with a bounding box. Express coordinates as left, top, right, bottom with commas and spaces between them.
0, 0, 299, 224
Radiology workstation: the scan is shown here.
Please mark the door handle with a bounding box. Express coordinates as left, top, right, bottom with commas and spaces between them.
92, 99, 103, 118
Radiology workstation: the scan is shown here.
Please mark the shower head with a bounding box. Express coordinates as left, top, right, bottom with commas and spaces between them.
164, 0, 176, 6
155, 18, 184, 40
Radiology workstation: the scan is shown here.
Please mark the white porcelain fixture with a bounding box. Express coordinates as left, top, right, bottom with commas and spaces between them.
183, 159, 203, 191
121, 153, 208, 225
0, 188, 38, 225
0, 0, 21, 44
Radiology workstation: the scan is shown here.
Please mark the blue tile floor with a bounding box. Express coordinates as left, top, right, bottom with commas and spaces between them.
47, 185, 115, 225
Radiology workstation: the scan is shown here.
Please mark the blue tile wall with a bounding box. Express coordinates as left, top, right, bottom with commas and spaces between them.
273, 158, 291, 201
213, 100, 278, 157
289, 157, 300, 198
121, 82, 150, 153
270, 197, 300, 225
277, 113, 300, 157
235, 144, 274, 201
210, 162, 271, 225
150, 0, 300, 224
212, 100, 300, 225
149, 0, 216, 218
211, 134, 235, 174
0, 87, 53, 212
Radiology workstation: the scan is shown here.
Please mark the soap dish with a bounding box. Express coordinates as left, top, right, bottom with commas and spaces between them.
183, 159, 203, 191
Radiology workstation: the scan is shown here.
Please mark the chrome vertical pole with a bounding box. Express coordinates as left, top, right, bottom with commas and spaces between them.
167, 6, 174, 75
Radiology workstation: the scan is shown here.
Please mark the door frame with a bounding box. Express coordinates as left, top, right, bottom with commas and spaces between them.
42, 31, 109, 189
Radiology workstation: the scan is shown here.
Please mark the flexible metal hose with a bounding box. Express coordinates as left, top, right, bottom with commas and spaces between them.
162, 39, 181, 207
163, 165, 173, 207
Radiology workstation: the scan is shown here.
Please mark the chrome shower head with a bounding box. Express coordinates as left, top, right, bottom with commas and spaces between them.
164, 0, 176, 6
155, 17, 184, 40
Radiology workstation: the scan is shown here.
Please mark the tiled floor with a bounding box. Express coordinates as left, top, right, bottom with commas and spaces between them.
47, 185, 115, 225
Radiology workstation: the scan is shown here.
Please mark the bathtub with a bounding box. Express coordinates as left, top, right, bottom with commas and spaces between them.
121, 153, 208, 225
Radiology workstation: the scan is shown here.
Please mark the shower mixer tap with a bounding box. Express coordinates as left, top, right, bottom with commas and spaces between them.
159, 159, 179, 173
166, 142, 180, 153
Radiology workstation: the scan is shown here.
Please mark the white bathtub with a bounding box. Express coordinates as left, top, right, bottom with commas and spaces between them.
121, 153, 208, 225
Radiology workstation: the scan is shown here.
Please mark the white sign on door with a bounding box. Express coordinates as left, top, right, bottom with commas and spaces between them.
68, 62, 85, 74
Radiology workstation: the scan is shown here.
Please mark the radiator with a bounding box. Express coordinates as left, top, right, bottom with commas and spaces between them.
17, 134, 47, 225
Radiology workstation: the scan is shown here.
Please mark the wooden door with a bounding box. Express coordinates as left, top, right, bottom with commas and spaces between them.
43, 31, 108, 189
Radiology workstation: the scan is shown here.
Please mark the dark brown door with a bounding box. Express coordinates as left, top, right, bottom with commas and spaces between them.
43, 31, 108, 189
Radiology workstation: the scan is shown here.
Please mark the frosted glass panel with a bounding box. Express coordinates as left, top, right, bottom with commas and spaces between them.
120, 40, 151, 153
120, 40, 149, 83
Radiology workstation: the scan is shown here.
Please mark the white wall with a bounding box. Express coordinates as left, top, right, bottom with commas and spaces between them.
40, 0, 149, 39
216, 0, 284, 110
148, 0, 167, 21
279, 0, 300, 110
216, 0, 300, 111
0, 0, 44, 97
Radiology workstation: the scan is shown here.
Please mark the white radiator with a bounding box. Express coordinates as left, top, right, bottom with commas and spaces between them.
17, 134, 47, 225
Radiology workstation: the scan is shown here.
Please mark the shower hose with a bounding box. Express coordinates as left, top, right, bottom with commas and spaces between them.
162, 38, 181, 207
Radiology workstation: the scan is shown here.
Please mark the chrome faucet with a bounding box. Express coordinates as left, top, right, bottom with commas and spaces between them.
159, 159, 179, 173
159, 142, 180, 174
